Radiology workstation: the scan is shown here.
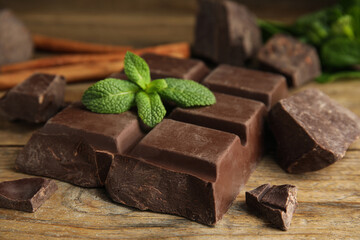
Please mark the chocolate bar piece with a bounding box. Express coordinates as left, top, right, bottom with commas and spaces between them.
202, 65, 288, 110
106, 119, 254, 225
0, 178, 57, 212
110, 53, 210, 82
194, 0, 262, 66
269, 89, 360, 173
246, 184, 298, 231
16, 103, 144, 187
257, 34, 321, 87
0, 9, 33, 65
0, 73, 66, 123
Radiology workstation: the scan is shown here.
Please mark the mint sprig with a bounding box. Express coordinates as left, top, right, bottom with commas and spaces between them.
82, 51, 216, 128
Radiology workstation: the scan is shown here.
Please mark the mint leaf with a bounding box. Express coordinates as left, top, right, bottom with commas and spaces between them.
124, 51, 151, 90
316, 71, 360, 83
159, 78, 216, 107
82, 78, 139, 113
136, 91, 166, 128
146, 79, 167, 93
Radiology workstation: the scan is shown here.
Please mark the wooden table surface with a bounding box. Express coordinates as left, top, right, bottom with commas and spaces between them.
1, 1, 360, 239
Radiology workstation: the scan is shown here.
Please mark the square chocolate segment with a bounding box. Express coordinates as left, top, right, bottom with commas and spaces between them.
110, 53, 210, 82
0, 178, 57, 212
257, 34, 321, 87
0, 73, 65, 123
16, 103, 144, 187
269, 89, 360, 173
202, 65, 288, 110
107, 119, 251, 225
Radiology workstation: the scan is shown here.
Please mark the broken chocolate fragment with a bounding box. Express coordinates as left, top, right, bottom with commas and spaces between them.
269, 89, 360, 173
107, 119, 256, 225
257, 34, 321, 87
16, 103, 144, 187
202, 65, 288, 110
0, 178, 57, 212
246, 183, 298, 231
110, 53, 210, 82
194, 0, 262, 66
0, 9, 33, 65
0, 73, 66, 123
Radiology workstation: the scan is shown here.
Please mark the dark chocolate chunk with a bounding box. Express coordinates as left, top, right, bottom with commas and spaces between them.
257, 34, 321, 87
246, 184, 298, 231
202, 65, 288, 110
16, 103, 144, 187
0, 9, 33, 65
194, 0, 262, 66
110, 53, 210, 82
106, 119, 255, 225
269, 89, 360, 173
0, 73, 66, 123
0, 178, 57, 212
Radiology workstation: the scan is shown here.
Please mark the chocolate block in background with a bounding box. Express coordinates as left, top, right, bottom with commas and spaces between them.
110, 53, 210, 82
257, 34, 321, 87
106, 119, 257, 225
269, 89, 360, 173
194, 0, 262, 66
246, 184, 298, 231
0, 73, 66, 123
16, 103, 144, 187
0, 178, 58, 212
202, 65, 288, 110
0, 9, 33, 65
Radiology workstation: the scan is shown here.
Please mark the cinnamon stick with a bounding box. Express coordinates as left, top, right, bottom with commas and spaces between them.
33, 34, 133, 53
0, 42, 190, 90
0, 42, 190, 73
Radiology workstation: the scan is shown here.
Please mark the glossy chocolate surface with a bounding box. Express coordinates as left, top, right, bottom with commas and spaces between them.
0, 178, 57, 212
202, 65, 288, 110
110, 53, 210, 82
257, 34, 321, 87
194, 0, 261, 66
269, 89, 360, 173
0, 73, 65, 123
246, 184, 298, 231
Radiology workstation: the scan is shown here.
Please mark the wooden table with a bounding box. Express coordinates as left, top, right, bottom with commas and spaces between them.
1, 1, 360, 239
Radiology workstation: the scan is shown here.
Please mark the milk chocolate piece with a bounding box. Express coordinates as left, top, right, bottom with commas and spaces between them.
0, 73, 66, 123
202, 65, 288, 110
246, 184, 298, 230
0, 178, 57, 212
0, 9, 33, 65
194, 0, 262, 66
110, 53, 210, 82
16, 103, 144, 187
257, 34, 321, 87
106, 119, 250, 225
269, 89, 360, 173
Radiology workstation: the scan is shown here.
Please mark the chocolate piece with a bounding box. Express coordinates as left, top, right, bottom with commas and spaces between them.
16, 103, 144, 187
110, 53, 210, 82
257, 34, 321, 87
246, 184, 298, 230
202, 65, 288, 110
0, 178, 57, 212
0, 73, 66, 123
194, 0, 262, 66
0, 9, 33, 65
269, 89, 360, 173
106, 119, 254, 225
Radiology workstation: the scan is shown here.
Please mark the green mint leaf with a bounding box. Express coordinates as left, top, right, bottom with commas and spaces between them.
146, 79, 168, 93
316, 71, 360, 83
124, 51, 151, 90
136, 91, 166, 128
159, 78, 216, 107
82, 78, 139, 113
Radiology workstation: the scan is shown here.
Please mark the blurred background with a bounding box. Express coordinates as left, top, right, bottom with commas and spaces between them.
0, 0, 338, 47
